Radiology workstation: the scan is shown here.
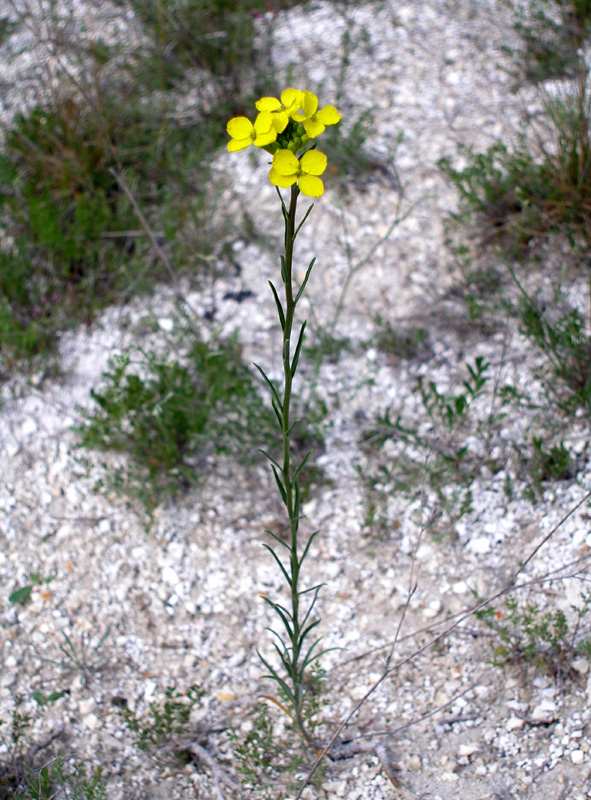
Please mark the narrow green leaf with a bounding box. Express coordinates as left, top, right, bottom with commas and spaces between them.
286, 418, 300, 437
271, 399, 283, 428
262, 544, 292, 586
253, 363, 282, 408
258, 651, 293, 700
299, 619, 321, 647
264, 528, 290, 551
299, 638, 323, 672
293, 204, 314, 242
280, 255, 287, 284
300, 530, 320, 564
298, 582, 324, 597
300, 588, 321, 631
271, 465, 287, 505
269, 281, 286, 330
272, 641, 296, 676
294, 481, 301, 523
275, 187, 288, 220
258, 449, 282, 471
295, 257, 316, 305
290, 320, 307, 378
293, 451, 312, 485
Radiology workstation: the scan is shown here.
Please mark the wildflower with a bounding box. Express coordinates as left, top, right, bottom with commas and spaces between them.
293, 90, 341, 138
256, 88, 303, 133
227, 112, 276, 152
269, 149, 327, 197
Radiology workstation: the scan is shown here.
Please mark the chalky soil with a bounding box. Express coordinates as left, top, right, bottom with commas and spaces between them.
1, 1, 591, 799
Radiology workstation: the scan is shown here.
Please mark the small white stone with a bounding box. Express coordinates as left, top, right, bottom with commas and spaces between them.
82, 713, 100, 731
79, 698, 96, 716
20, 418, 37, 437
571, 750, 585, 765
408, 755, 422, 772
506, 716, 524, 731
162, 565, 180, 586
158, 318, 174, 332
458, 744, 479, 758
531, 700, 557, 722
467, 537, 490, 554
452, 581, 468, 595
416, 543, 434, 560
423, 599, 442, 618
572, 658, 589, 675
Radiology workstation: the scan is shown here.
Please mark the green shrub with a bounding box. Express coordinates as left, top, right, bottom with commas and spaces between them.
476, 590, 591, 676
77, 335, 276, 509
501, 0, 591, 84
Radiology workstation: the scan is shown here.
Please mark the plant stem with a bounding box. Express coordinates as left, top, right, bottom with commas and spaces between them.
281, 184, 305, 725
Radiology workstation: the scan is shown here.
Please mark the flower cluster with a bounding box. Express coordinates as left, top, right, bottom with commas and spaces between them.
226, 88, 341, 197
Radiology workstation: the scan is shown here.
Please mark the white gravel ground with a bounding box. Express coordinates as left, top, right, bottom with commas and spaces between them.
2, 1, 591, 798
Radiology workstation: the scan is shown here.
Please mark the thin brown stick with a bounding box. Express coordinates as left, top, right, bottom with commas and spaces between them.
508, 488, 591, 584
295, 488, 591, 798
181, 740, 240, 799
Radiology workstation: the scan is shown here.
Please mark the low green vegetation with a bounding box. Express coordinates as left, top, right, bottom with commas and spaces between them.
476, 590, 591, 677
77, 334, 276, 511
0, 700, 105, 800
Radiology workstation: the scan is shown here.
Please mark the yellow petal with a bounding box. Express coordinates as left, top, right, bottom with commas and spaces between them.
301, 150, 327, 176
227, 138, 251, 152
254, 111, 273, 133
269, 168, 298, 188
256, 97, 281, 112
298, 174, 324, 197
227, 117, 253, 139
303, 118, 325, 138
302, 90, 318, 118
273, 149, 299, 176
281, 87, 303, 111
253, 129, 277, 147
271, 111, 289, 133
315, 105, 341, 125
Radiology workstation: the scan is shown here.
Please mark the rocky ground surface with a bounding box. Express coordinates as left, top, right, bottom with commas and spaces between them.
2, 0, 591, 798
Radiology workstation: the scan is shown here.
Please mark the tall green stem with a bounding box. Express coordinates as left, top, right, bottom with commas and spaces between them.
258, 184, 321, 746
281, 184, 304, 727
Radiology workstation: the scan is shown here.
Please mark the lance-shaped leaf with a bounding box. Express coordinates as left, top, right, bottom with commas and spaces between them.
258, 449, 282, 471
299, 586, 322, 631
280, 254, 288, 284
293, 204, 314, 242
271, 465, 288, 505
286, 418, 300, 437
299, 530, 321, 567
299, 618, 321, 647
293, 451, 311, 485
299, 637, 324, 674
269, 280, 285, 330
253, 362, 282, 409
271, 399, 283, 428
290, 320, 307, 378
262, 543, 292, 587
264, 528, 290, 551
258, 651, 294, 704
294, 480, 301, 524
276, 187, 288, 220
271, 641, 296, 679
295, 257, 316, 305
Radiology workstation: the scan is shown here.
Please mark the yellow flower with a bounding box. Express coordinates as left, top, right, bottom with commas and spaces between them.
269, 149, 327, 197
227, 112, 277, 152
293, 90, 341, 138
256, 88, 303, 133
